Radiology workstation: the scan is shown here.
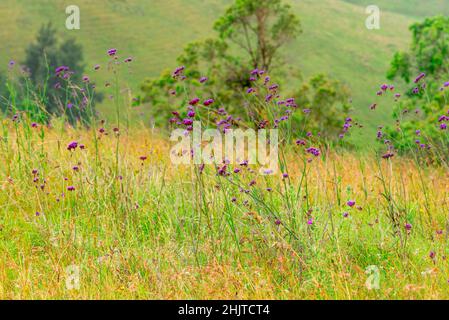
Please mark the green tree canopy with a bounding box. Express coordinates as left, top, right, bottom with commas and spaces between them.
141, 0, 350, 142
20, 22, 98, 125
385, 16, 449, 160
213, 0, 301, 71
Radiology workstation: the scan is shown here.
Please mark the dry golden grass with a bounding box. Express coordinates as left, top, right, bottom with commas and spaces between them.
0, 122, 448, 299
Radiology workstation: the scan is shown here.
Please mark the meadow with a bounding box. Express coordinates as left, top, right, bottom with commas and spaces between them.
1, 55, 448, 299
1, 118, 448, 299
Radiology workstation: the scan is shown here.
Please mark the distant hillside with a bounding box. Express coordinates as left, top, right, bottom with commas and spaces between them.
0, 0, 444, 141
343, 0, 449, 18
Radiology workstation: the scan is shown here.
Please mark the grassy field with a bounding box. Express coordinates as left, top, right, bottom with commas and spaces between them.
0, 0, 445, 134
343, 0, 449, 18
0, 117, 448, 299
1, 1, 449, 300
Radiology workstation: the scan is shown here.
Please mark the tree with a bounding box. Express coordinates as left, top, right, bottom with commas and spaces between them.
24, 23, 60, 87
213, 0, 301, 71
385, 16, 449, 158
388, 16, 449, 83
21, 22, 98, 125
141, 0, 350, 141
141, 0, 301, 121
294, 74, 351, 138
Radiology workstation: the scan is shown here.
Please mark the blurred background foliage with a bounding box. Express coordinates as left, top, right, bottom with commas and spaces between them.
0, 0, 447, 150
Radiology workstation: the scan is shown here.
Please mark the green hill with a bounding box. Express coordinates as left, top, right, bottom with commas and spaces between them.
343, 0, 449, 18
0, 0, 445, 139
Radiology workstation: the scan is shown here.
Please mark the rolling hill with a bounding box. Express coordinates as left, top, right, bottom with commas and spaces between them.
343, 0, 449, 18
0, 0, 445, 141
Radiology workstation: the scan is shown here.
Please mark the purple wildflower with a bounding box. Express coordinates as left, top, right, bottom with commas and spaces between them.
107, 48, 117, 56
55, 66, 69, 75
67, 141, 78, 151
306, 147, 320, 157
203, 99, 214, 106
250, 69, 259, 75
189, 98, 200, 106
405, 223, 412, 232
414, 73, 426, 83
172, 66, 185, 78
218, 164, 228, 176
382, 152, 395, 159
265, 94, 273, 102
347, 200, 356, 207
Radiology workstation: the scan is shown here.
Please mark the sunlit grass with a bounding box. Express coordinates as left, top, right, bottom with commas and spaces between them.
0, 117, 447, 299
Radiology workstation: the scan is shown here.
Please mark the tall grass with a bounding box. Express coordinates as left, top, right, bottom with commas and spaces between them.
0, 56, 448, 300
